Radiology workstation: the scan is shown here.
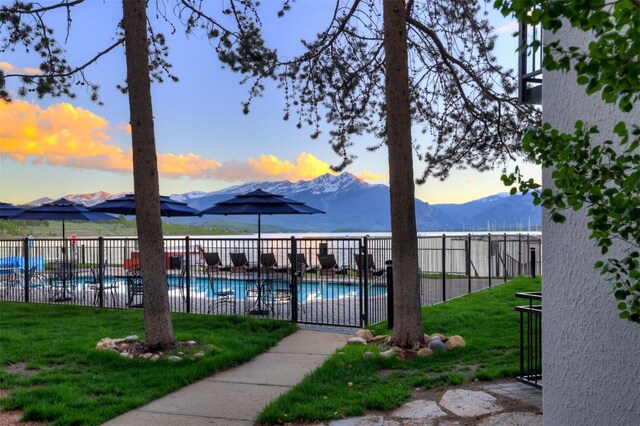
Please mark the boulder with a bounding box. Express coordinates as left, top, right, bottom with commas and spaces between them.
124, 335, 138, 342
449, 335, 466, 348
167, 356, 182, 362
380, 349, 396, 358
355, 329, 374, 342
417, 347, 433, 357
431, 333, 445, 341
428, 340, 446, 352
348, 337, 368, 345
96, 338, 114, 350
369, 335, 389, 343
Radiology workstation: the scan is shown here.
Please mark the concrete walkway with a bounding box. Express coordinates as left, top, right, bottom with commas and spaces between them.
104, 330, 348, 425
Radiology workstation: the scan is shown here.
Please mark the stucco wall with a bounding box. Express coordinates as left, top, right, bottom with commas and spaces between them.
542, 26, 640, 425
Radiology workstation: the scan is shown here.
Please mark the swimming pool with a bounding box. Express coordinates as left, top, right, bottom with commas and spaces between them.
166, 276, 387, 301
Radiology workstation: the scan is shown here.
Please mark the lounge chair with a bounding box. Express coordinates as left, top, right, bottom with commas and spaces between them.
229, 252, 258, 273
260, 253, 287, 274
354, 254, 386, 278
287, 253, 319, 274
317, 254, 349, 276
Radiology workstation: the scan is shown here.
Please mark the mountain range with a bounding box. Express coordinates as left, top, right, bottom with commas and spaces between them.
27, 173, 541, 232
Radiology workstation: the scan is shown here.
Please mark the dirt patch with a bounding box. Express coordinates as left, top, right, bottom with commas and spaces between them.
0, 410, 44, 426
2, 363, 36, 377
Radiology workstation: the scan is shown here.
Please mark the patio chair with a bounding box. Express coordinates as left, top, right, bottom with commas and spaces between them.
317, 254, 349, 276
87, 262, 118, 307
354, 254, 386, 278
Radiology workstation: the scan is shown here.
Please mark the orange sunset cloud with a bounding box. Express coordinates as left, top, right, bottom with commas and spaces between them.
0, 61, 41, 75
0, 100, 354, 183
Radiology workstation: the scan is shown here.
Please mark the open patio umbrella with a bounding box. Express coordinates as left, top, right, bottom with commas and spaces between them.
90, 194, 201, 217
15, 198, 115, 238
0, 201, 25, 219
200, 188, 325, 314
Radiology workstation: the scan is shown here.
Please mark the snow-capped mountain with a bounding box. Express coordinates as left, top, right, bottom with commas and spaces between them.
26, 173, 541, 231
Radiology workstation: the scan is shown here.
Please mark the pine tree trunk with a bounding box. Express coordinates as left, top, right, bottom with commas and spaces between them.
383, 0, 425, 349
122, 0, 175, 349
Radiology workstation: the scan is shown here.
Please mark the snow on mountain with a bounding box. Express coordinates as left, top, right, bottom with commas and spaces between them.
25, 173, 540, 231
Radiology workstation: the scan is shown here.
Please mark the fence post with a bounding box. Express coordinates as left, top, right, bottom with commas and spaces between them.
467, 233, 472, 294
362, 236, 369, 326
518, 233, 522, 276
291, 236, 298, 323
530, 247, 536, 278
488, 233, 492, 288
98, 237, 104, 307
503, 233, 508, 282
386, 259, 393, 329
442, 234, 446, 302
23, 238, 30, 303
185, 236, 191, 313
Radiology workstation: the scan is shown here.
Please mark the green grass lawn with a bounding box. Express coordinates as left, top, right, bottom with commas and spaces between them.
0, 303, 297, 425
258, 276, 541, 424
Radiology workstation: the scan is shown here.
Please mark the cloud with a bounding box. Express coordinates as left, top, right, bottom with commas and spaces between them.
0, 61, 41, 75
1, 100, 379, 184
115, 123, 131, 134
358, 170, 384, 182
496, 21, 519, 34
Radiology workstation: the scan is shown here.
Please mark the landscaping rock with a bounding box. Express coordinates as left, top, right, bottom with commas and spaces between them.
120, 351, 130, 357
355, 329, 374, 342
423, 334, 432, 345
167, 356, 182, 362
150, 355, 160, 362
431, 333, 445, 340
391, 399, 447, 420
347, 337, 368, 345
449, 335, 466, 347
194, 352, 205, 358
109, 345, 119, 352
380, 349, 396, 358
417, 347, 433, 357
439, 389, 502, 417
428, 340, 446, 352
96, 338, 114, 349
186, 340, 197, 346
369, 334, 389, 343
142, 353, 153, 359
124, 335, 138, 342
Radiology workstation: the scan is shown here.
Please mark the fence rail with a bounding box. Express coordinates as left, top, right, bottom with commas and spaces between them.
0, 233, 541, 327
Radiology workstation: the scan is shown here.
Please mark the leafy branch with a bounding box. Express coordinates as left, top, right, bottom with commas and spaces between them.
497, 0, 640, 323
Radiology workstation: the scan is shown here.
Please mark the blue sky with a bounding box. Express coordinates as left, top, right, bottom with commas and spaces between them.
0, 0, 540, 205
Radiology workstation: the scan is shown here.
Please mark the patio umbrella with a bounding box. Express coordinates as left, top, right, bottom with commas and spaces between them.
0, 201, 25, 219
15, 198, 115, 238
199, 188, 325, 314
90, 194, 201, 217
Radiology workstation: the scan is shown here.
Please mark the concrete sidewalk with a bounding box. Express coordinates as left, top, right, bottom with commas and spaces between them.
104, 330, 348, 425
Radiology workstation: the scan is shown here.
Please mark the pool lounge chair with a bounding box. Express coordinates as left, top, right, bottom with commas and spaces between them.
354, 254, 386, 278
287, 253, 319, 274
260, 253, 287, 274
317, 254, 349, 276
229, 252, 258, 274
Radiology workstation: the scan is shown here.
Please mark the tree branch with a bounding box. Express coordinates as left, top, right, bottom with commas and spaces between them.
3, 38, 124, 80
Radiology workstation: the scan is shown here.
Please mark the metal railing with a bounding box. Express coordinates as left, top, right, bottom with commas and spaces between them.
518, 19, 543, 104
516, 291, 542, 388
0, 233, 541, 327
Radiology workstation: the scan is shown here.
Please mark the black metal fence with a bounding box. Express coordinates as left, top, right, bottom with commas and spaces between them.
516, 291, 542, 388
0, 233, 541, 327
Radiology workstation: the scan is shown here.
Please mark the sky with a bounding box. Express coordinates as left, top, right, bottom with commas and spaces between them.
0, 0, 540, 206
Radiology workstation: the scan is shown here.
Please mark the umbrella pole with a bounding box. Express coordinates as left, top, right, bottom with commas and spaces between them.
257, 213, 262, 313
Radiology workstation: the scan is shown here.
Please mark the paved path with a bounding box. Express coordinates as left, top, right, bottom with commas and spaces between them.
103, 330, 348, 425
